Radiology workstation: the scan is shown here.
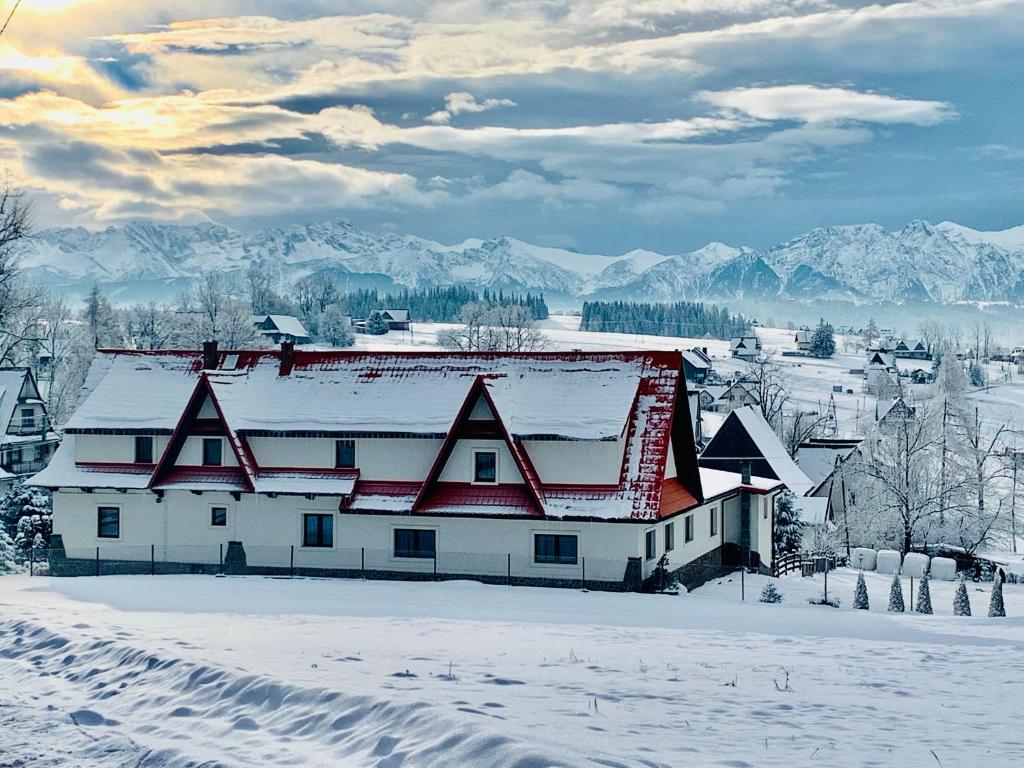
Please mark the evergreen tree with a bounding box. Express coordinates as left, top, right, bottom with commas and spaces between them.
988, 574, 1006, 617
773, 491, 802, 557
808, 319, 836, 358
953, 574, 972, 616
969, 362, 986, 388
854, 571, 870, 610
3, 483, 53, 558
759, 582, 783, 603
888, 572, 905, 612
364, 311, 390, 335
0, 526, 21, 573
579, 300, 749, 340
915, 572, 933, 614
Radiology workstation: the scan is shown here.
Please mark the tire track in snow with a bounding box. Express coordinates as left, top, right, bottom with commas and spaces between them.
0, 619, 567, 768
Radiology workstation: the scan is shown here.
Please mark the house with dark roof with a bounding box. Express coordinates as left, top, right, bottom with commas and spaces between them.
681, 348, 713, 386
32, 345, 781, 590
794, 330, 813, 351
0, 368, 60, 485
893, 339, 931, 360
255, 315, 312, 345
729, 336, 761, 361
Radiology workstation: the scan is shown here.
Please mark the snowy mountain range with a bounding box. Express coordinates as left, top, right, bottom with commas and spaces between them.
17, 218, 1024, 306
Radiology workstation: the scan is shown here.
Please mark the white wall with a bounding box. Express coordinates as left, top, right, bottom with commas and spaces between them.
247, 436, 441, 480
178, 436, 238, 466
74, 434, 169, 463
639, 499, 725, 579
439, 439, 523, 484
524, 439, 623, 485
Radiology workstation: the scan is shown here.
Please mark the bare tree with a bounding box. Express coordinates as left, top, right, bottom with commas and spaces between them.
0, 184, 46, 364
780, 409, 828, 459
247, 262, 276, 315
439, 302, 546, 352
744, 353, 789, 430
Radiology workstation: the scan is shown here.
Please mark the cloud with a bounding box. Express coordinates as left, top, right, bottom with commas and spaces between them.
698, 85, 956, 126
981, 143, 1024, 161
424, 91, 517, 124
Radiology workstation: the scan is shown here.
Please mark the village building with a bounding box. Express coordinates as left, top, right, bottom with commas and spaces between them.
729, 336, 761, 361
794, 330, 812, 351
681, 348, 712, 387
255, 315, 313, 345
700, 380, 760, 414
31, 346, 781, 590
893, 339, 931, 360
0, 368, 60, 490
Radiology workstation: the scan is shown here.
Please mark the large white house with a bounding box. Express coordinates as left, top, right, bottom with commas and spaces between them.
32, 345, 780, 590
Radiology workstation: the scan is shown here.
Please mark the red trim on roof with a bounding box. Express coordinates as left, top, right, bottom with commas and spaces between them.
417, 482, 537, 513
152, 465, 249, 490
74, 462, 154, 475
658, 478, 700, 519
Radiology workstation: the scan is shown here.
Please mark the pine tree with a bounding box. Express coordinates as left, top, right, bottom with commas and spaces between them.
2, 482, 53, 558
915, 573, 933, 614
0, 526, 21, 573
954, 575, 972, 616
364, 311, 390, 335
988, 574, 1006, 617
773, 491, 802, 557
854, 571, 870, 610
888, 572, 905, 612
808, 319, 836, 358
759, 582, 783, 603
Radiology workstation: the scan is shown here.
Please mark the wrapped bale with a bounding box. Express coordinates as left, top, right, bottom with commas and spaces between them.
876, 549, 902, 576
930, 557, 958, 581
902, 552, 930, 577
850, 548, 877, 571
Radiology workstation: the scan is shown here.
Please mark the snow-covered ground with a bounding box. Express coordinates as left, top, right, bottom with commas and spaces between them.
3, 574, 1024, 767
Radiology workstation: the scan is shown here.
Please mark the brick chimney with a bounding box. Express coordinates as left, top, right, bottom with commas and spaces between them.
279, 340, 295, 375
202, 341, 218, 370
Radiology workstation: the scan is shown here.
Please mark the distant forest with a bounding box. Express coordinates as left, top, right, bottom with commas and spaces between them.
344, 286, 549, 322
580, 300, 750, 340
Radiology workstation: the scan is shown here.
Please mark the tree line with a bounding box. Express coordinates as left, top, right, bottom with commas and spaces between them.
579, 300, 750, 340
343, 286, 548, 323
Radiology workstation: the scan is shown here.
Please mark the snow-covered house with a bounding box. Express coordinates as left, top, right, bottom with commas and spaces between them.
0, 368, 60, 485
729, 336, 760, 361
701, 380, 760, 414
699, 406, 828, 527
794, 330, 812, 351
255, 315, 312, 345
31, 346, 782, 589
893, 339, 930, 360
681, 348, 712, 387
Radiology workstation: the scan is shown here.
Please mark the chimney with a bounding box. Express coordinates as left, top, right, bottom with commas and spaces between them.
279, 340, 295, 375
202, 340, 218, 370
740, 460, 751, 485
702, 347, 708, 356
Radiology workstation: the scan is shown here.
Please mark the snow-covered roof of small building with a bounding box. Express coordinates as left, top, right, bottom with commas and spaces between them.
381, 309, 410, 322
260, 315, 310, 339
681, 350, 711, 370
796, 444, 859, 493
698, 466, 783, 499
730, 336, 758, 351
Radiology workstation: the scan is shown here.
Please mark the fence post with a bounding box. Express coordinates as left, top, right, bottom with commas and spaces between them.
95, 546, 100, 577
910, 576, 914, 612
290, 545, 295, 578
740, 566, 745, 601
219, 543, 224, 576
361, 547, 365, 579
581, 557, 586, 591
432, 551, 437, 582
824, 567, 828, 604
29, 547, 33, 577
151, 544, 155, 576
507, 553, 511, 587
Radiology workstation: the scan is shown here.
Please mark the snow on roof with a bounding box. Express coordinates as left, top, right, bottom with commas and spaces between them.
0, 369, 33, 437
381, 309, 409, 322
793, 495, 829, 525
731, 406, 813, 495
65, 352, 200, 432
681, 350, 711, 370
698, 466, 782, 499
253, 469, 357, 496
29, 436, 152, 489
796, 445, 858, 491
261, 315, 310, 339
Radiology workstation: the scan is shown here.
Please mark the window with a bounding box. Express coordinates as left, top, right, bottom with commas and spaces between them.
473, 450, 497, 483
395, 528, 436, 559
134, 435, 154, 464
97, 506, 120, 538
665, 522, 675, 552
335, 439, 356, 469
210, 506, 227, 527
302, 513, 333, 548
202, 438, 223, 466
645, 530, 657, 560
535, 534, 578, 565
709, 506, 718, 537
20, 407, 34, 430
684, 514, 694, 543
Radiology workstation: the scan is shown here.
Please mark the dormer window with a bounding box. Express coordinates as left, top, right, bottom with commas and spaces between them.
473, 450, 497, 484
202, 438, 223, 466
335, 439, 356, 469
134, 435, 154, 464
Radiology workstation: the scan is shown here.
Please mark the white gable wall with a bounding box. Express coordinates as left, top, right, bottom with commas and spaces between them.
439, 439, 523, 484
178, 436, 239, 466
524, 439, 623, 485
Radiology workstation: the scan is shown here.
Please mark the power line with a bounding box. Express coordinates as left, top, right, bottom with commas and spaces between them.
0, 0, 22, 40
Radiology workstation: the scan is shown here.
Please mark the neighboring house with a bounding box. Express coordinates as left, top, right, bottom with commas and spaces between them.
989, 347, 1015, 363
255, 315, 312, 345
797, 438, 863, 502
893, 339, 931, 360
32, 346, 782, 589
699, 406, 828, 527
379, 309, 411, 331
0, 368, 60, 481
877, 397, 916, 426
681, 348, 712, 387
794, 330, 812, 351
702, 380, 760, 414
729, 336, 761, 360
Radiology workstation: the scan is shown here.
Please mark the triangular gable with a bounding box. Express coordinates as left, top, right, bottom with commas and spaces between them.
412, 376, 545, 516
150, 374, 255, 491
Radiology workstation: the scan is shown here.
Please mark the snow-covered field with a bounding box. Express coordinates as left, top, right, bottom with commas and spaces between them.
3, 573, 1024, 767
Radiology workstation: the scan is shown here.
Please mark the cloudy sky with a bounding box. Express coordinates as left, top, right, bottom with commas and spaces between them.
1, 0, 1022, 252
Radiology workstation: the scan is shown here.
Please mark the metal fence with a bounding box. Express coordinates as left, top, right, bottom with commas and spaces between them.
32, 543, 635, 592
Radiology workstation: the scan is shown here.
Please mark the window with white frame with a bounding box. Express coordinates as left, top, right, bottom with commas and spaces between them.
335, 439, 356, 469
535, 533, 578, 564
210, 506, 227, 527
473, 450, 498, 484
202, 438, 223, 466
97, 506, 120, 539
302, 513, 333, 547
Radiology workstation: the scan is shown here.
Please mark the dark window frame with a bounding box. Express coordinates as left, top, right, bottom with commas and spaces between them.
394, 528, 436, 559
645, 529, 656, 560
97, 506, 120, 539
534, 533, 578, 565
473, 450, 498, 484
19, 406, 34, 429
665, 522, 675, 552
335, 439, 356, 469
210, 506, 227, 527
202, 438, 223, 467
302, 513, 334, 548
134, 435, 154, 464
709, 506, 718, 537
685, 514, 694, 543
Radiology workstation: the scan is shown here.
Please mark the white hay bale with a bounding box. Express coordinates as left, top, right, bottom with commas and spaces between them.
902, 552, 930, 577
876, 549, 902, 575
850, 548, 877, 571
930, 557, 957, 581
